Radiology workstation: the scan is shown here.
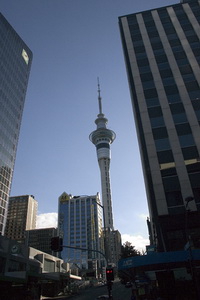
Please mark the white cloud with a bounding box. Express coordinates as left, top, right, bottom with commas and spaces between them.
138, 213, 148, 220
36, 212, 58, 229
122, 233, 149, 253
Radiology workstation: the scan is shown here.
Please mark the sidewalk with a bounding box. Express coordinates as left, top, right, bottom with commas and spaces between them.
41, 294, 71, 299
41, 292, 79, 299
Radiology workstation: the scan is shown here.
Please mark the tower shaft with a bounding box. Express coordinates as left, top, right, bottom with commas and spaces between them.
98, 157, 113, 229
89, 84, 116, 230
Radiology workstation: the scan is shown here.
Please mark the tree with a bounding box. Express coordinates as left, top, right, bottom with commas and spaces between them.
120, 241, 141, 259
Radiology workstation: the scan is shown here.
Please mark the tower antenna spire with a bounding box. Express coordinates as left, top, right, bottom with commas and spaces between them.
97, 77, 102, 115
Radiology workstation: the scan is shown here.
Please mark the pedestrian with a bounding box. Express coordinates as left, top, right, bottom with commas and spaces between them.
131, 289, 136, 300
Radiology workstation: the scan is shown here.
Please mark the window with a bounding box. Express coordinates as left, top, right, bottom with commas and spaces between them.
163, 176, 181, 192
182, 74, 196, 83
158, 62, 170, 70
170, 102, 185, 114
189, 173, 200, 189
186, 161, 200, 174
155, 138, 171, 151
172, 113, 188, 124
188, 90, 200, 100
144, 88, 158, 99
174, 51, 187, 60
185, 81, 199, 92
157, 150, 174, 164
161, 167, 177, 177
192, 48, 200, 57
169, 39, 181, 47
152, 41, 163, 50
162, 77, 176, 86
146, 97, 160, 107
182, 146, 199, 160
167, 94, 182, 105
127, 15, 137, 25
176, 123, 191, 135
131, 33, 142, 41
142, 80, 155, 89
142, 11, 153, 21
148, 106, 162, 118
172, 45, 184, 53
152, 127, 168, 139
159, 69, 173, 78
129, 25, 140, 34
165, 84, 179, 95
156, 54, 168, 64
134, 45, 145, 53
137, 58, 149, 67
179, 64, 193, 75
150, 116, 165, 128
165, 191, 183, 207
145, 20, 155, 27
140, 72, 153, 81
179, 134, 195, 148
163, 26, 176, 35
148, 31, 159, 38
138, 65, 151, 73
167, 34, 179, 40
187, 35, 199, 43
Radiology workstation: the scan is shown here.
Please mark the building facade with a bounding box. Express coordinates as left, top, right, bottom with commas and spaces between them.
119, 0, 200, 251
58, 192, 104, 272
26, 227, 58, 256
104, 228, 122, 266
5, 195, 37, 243
0, 13, 32, 235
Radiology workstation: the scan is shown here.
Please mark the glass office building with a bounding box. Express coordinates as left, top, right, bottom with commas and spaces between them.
58, 192, 104, 271
0, 13, 32, 234
119, 0, 200, 251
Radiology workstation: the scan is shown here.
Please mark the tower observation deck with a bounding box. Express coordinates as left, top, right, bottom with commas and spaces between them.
89, 81, 116, 230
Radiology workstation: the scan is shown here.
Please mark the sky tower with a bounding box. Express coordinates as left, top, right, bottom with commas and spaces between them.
89, 81, 116, 230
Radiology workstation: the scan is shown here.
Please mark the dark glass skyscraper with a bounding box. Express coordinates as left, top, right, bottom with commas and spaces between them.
0, 13, 32, 234
119, 0, 200, 251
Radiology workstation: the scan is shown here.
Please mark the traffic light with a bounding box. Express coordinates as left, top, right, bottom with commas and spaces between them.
106, 268, 114, 281
50, 236, 63, 251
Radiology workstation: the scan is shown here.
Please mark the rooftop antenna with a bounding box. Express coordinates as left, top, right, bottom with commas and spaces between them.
97, 77, 103, 115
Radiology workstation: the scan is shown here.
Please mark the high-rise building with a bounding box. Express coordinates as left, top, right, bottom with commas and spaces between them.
5, 195, 37, 243
119, 0, 200, 251
89, 82, 116, 230
26, 227, 58, 255
104, 228, 122, 266
0, 13, 33, 235
58, 192, 104, 271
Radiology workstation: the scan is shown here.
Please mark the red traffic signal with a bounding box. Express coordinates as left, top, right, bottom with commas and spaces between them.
50, 236, 63, 252
106, 268, 114, 281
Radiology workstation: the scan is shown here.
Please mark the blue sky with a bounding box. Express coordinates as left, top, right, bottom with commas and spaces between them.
1, 0, 177, 251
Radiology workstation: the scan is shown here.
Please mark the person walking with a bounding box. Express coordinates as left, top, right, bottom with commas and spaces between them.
131, 289, 136, 300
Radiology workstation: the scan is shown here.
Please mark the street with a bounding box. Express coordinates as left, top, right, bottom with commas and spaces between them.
43, 280, 132, 300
